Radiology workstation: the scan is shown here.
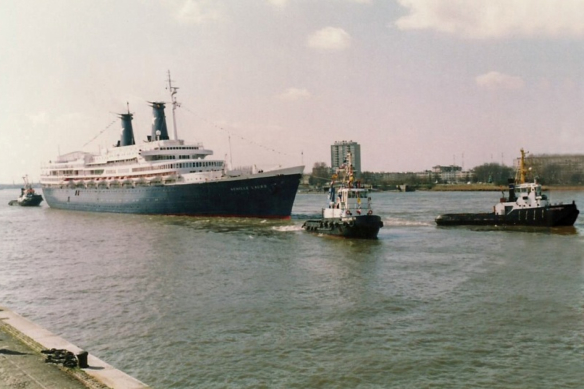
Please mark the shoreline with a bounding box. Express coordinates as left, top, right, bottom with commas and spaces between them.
299, 185, 584, 193
0, 306, 150, 389
428, 184, 584, 192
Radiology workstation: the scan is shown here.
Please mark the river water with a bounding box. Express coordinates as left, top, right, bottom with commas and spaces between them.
1, 188, 583, 388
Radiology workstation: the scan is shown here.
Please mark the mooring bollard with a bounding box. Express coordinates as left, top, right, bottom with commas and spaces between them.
77, 351, 89, 368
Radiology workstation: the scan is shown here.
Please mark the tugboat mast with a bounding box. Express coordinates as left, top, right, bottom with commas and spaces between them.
343, 152, 355, 188
518, 148, 527, 184
167, 70, 180, 140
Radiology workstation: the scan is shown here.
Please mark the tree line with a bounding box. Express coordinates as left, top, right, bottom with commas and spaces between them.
309, 160, 583, 188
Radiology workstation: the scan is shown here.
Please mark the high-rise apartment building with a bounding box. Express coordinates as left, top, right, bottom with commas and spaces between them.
331, 140, 361, 175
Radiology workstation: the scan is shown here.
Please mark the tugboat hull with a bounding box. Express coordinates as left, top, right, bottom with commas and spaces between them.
18, 195, 44, 207
436, 202, 579, 227
302, 215, 383, 239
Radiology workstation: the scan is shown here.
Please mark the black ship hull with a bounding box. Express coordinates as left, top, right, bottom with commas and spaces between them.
20, 195, 44, 206
302, 215, 383, 239
9, 194, 44, 206
435, 202, 579, 227
42, 173, 301, 218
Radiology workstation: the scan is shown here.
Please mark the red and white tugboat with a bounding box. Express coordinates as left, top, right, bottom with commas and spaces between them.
302, 152, 383, 239
9, 175, 43, 206
435, 149, 579, 227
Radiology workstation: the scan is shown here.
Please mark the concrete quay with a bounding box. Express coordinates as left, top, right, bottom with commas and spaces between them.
0, 306, 149, 389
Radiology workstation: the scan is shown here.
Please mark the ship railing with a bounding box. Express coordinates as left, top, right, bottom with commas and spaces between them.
41, 162, 87, 169
226, 166, 254, 176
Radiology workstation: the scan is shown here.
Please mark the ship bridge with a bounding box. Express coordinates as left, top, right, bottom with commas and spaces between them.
139, 140, 213, 160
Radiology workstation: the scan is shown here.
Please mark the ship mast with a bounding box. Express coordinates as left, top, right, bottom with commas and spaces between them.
519, 148, 527, 184
344, 152, 354, 187
167, 70, 180, 140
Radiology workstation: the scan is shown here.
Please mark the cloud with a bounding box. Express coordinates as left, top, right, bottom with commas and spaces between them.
476, 71, 525, 90
268, 0, 369, 6
536, 78, 551, 90
28, 111, 49, 126
278, 88, 312, 101
176, 0, 222, 24
307, 27, 352, 51
266, 0, 288, 6
395, 0, 584, 39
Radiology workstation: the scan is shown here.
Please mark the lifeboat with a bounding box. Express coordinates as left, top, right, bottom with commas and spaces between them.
133, 177, 148, 186
148, 176, 163, 185
108, 179, 121, 188
163, 175, 177, 184
121, 177, 134, 187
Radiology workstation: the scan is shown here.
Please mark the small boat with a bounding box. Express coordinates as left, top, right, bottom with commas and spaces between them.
121, 178, 134, 187
398, 184, 415, 192
163, 174, 177, 184
147, 176, 163, 185
133, 177, 148, 187
302, 152, 383, 239
109, 178, 123, 187
435, 149, 580, 227
9, 175, 43, 206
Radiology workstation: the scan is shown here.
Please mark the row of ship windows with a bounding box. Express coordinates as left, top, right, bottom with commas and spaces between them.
175, 161, 222, 169
134, 161, 222, 172
69, 198, 156, 204
70, 188, 177, 194
148, 162, 223, 170
48, 161, 223, 176
157, 146, 200, 150
149, 155, 201, 161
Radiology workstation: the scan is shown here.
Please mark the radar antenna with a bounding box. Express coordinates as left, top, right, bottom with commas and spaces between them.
166, 70, 181, 140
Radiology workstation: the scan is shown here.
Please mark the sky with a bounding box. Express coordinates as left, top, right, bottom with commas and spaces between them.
1, 0, 584, 183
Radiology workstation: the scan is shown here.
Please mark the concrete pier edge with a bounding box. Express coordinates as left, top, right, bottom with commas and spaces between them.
0, 305, 150, 389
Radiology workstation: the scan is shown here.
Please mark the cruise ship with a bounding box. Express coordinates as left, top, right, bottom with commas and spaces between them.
40, 75, 304, 218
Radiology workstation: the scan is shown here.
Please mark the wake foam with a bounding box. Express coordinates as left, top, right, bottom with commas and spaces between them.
272, 225, 303, 232
383, 217, 433, 227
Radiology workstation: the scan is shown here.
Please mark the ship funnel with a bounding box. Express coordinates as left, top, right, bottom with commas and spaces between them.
118, 112, 135, 146
149, 102, 169, 141
507, 178, 516, 202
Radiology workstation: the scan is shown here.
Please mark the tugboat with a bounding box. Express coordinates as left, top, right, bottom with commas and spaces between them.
9, 175, 43, 206
435, 149, 579, 227
302, 153, 383, 239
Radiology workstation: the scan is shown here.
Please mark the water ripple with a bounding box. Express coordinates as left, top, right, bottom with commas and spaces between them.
1, 189, 583, 388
